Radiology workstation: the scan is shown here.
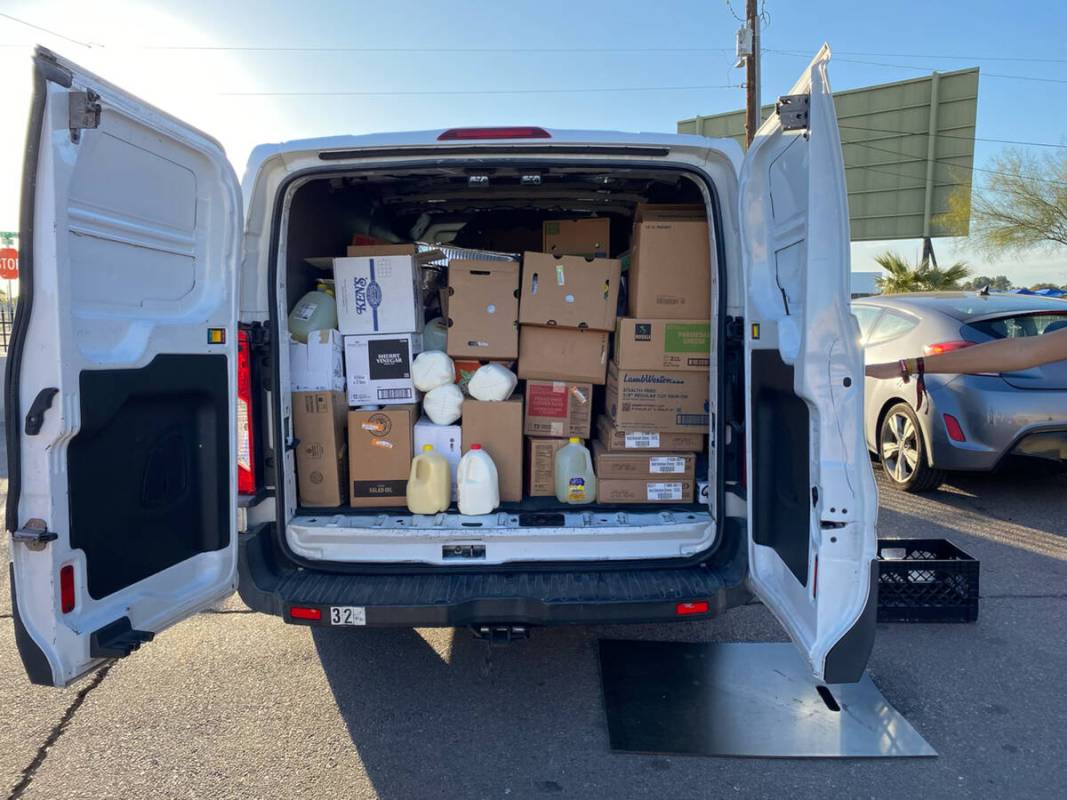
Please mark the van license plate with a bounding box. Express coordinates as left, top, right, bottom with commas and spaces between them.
329, 606, 366, 626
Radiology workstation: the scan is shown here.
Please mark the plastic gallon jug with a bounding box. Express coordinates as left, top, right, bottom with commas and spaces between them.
555, 437, 596, 505
468, 363, 518, 402
423, 317, 449, 352
457, 444, 500, 515
288, 281, 337, 343
407, 444, 451, 514
412, 350, 455, 392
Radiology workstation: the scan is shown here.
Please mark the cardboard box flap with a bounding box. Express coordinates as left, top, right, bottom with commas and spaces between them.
634, 203, 708, 222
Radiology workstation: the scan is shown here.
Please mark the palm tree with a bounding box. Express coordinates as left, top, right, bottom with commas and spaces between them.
874, 251, 971, 294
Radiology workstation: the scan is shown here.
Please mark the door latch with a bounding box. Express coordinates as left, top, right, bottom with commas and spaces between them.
68, 89, 101, 143
776, 94, 810, 131
12, 519, 58, 551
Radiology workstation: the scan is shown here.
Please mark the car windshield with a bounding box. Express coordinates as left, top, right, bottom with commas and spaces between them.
966, 312, 1067, 339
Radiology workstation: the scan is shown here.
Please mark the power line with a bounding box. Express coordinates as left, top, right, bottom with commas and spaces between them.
836, 122, 1067, 151
0, 11, 94, 47
218, 84, 741, 97
811, 48, 1067, 66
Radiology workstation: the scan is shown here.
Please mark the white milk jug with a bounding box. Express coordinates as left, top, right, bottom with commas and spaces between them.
288, 280, 337, 343
457, 444, 500, 515
554, 437, 596, 505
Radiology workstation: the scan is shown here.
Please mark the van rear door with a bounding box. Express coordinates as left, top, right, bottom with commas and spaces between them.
738, 45, 879, 682
6, 49, 242, 687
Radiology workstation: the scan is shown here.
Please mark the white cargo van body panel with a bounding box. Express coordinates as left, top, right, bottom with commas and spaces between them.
739, 46, 878, 681
8, 50, 241, 687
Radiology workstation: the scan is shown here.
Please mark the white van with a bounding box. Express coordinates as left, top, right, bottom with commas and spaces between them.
6, 46, 878, 688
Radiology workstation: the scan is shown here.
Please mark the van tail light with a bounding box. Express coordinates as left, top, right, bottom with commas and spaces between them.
289, 606, 321, 622
237, 329, 256, 495
60, 565, 75, 614
676, 601, 710, 616
943, 413, 967, 443
438, 126, 551, 141
923, 340, 974, 356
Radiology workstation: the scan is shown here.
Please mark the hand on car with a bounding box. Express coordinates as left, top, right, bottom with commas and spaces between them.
865, 362, 901, 379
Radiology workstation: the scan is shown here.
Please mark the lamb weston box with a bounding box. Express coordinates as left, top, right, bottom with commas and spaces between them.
604, 363, 709, 433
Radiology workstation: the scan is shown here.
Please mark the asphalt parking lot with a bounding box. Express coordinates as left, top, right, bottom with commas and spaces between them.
2, 464, 1066, 800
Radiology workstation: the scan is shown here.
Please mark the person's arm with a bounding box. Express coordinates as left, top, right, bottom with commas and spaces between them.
865, 326, 1067, 379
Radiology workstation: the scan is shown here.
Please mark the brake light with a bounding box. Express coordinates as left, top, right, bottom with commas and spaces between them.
289, 606, 321, 621
237, 329, 256, 495
943, 413, 967, 442
437, 126, 551, 141
676, 601, 710, 616
924, 340, 974, 356
60, 565, 75, 614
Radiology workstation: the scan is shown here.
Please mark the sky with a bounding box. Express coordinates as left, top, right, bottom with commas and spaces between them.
1, 0, 1065, 286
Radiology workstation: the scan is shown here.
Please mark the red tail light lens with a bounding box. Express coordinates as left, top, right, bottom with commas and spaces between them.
676, 601, 710, 616
237, 329, 256, 495
438, 126, 551, 141
289, 606, 322, 621
943, 413, 967, 442
924, 340, 974, 356
60, 565, 75, 614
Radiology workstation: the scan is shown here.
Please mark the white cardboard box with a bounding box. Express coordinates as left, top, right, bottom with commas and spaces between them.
413, 415, 462, 499
334, 254, 423, 336
290, 329, 345, 392
344, 333, 423, 406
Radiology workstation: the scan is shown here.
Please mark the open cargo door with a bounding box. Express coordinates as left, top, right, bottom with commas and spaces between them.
5, 49, 242, 687
738, 45, 879, 682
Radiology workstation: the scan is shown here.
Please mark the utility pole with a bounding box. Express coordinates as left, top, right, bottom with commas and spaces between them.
743, 0, 761, 146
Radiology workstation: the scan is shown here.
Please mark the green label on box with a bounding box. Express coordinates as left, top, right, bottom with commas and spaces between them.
545, 222, 560, 235
664, 323, 709, 353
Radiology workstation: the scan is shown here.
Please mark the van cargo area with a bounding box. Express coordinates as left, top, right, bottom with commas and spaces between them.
272, 163, 720, 567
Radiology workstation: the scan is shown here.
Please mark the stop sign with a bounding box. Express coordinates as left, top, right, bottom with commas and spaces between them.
0, 247, 17, 280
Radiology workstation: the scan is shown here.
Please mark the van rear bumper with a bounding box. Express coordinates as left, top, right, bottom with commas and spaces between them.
238, 525, 746, 628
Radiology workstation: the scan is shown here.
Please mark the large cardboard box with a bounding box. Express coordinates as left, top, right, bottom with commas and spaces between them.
597, 478, 695, 504
519, 252, 621, 331
462, 398, 523, 502
592, 440, 695, 480
518, 325, 610, 385
348, 404, 416, 507
542, 218, 610, 258
293, 391, 348, 507
290, 329, 345, 392
447, 260, 519, 360
413, 416, 462, 499
605, 363, 709, 433
344, 333, 422, 406
628, 204, 710, 319
527, 437, 568, 496
334, 246, 423, 335
614, 318, 710, 372
596, 415, 705, 452
524, 380, 593, 439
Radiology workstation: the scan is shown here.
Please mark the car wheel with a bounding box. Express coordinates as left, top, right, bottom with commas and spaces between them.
878, 402, 945, 492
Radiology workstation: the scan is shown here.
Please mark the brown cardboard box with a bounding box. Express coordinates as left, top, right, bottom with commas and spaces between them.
592, 440, 695, 480
527, 437, 568, 496
597, 478, 695, 504
348, 404, 416, 507
614, 318, 710, 371
524, 380, 593, 438
447, 260, 519, 360
596, 415, 705, 452
518, 325, 610, 385
519, 252, 621, 331
628, 204, 710, 319
293, 391, 348, 507
462, 398, 523, 502
542, 218, 610, 257
605, 363, 709, 433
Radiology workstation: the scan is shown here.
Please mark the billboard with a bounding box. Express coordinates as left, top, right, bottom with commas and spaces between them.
678, 67, 979, 241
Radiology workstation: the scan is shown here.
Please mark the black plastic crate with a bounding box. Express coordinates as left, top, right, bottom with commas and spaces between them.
877, 538, 979, 623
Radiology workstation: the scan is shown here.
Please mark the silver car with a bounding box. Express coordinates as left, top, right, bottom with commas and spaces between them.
854, 292, 1067, 491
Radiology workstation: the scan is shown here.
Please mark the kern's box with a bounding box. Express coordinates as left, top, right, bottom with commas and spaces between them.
542, 218, 610, 257
524, 380, 593, 439
462, 398, 523, 502
527, 437, 568, 496
597, 478, 694, 504
596, 415, 705, 452
614, 318, 710, 371
334, 246, 423, 336
518, 325, 610, 385
289, 329, 345, 392
344, 333, 422, 406
628, 204, 710, 319
519, 252, 621, 331
591, 440, 695, 480
292, 391, 348, 507
413, 416, 462, 499
447, 260, 520, 360
348, 404, 416, 507
605, 363, 709, 433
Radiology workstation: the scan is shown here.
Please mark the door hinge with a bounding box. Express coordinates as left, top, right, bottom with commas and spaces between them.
776, 94, 810, 131
12, 519, 58, 551
68, 89, 101, 143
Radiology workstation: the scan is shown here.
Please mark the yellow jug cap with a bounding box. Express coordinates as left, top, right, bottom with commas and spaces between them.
569, 437, 581, 444
422, 444, 434, 452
